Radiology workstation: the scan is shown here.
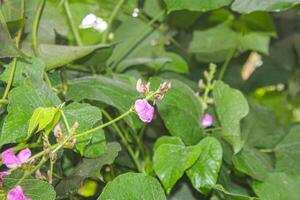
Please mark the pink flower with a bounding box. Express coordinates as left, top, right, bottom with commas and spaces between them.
2, 148, 31, 169
202, 114, 213, 128
134, 99, 155, 123
7, 186, 31, 200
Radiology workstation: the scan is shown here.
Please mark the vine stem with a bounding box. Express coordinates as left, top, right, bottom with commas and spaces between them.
101, 109, 143, 172
72, 108, 134, 139
102, 0, 126, 43
218, 47, 236, 80
64, 0, 82, 46
32, 0, 46, 56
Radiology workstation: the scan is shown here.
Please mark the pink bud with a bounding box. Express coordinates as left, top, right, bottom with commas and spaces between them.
2, 148, 31, 169
54, 123, 63, 138
134, 99, 155, 123
7, 186, 31, 200
202, 114, 213, 128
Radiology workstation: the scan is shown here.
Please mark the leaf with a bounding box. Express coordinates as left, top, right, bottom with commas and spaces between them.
109, 17, 164, 71
1, 58, 45, 87
4, 172, 56, 200
66, 76, 140, 130
213, 81, 249, 154
231, 0, 300, 14
153, 138, 201, 194
55, 142, 121, 198
186, 137, 223, 195
189, 25, 238, 63
163, 0, 232, 12
275, 125, 300, 175
22, 43, 110, 70
24, 0, 68, 44
63, 102, 106, 158
97, 172, 167, 200
239, 33, 270, 55
189, 24, 270, 62
0, 10, 22, 58
214, 184, 259, 200
232, 146, 274, 180
153, 136, 185, 151
28, 107, 61, 136
0, 83, 60, 146
252, 173, 300, 200
153, 78, 203, 145
242, 100, 285, 149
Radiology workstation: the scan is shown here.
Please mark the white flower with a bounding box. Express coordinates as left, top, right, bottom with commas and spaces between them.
79, 13, 108, 32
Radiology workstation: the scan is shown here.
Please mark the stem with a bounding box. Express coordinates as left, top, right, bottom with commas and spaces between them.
32, 0, 46, 56
102, 0, 125, 43
64, 0, 82, 46
72, 108, 134, 139
259, 148, 274, 153
102, 109, 143, 172
218, 47, 236, 80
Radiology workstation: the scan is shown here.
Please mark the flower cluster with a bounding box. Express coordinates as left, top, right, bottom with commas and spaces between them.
134, 79, 171, 123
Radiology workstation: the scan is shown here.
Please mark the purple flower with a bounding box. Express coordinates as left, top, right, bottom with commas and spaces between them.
134, 99, 155, 123
2, 148, 31, 169
7, 186, 31, 200
202, 114, 213, 128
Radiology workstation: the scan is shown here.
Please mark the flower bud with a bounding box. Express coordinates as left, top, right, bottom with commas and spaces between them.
202, 114, 213, 128
54, 123, 62, 138
136, 78, 150, 94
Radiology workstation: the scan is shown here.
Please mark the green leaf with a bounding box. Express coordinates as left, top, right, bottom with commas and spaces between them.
1, 58, 46, 87
239, 33, 270, 55
28, 107, 61, 136
232, 146, 274, 180
109, 17, 164, 71
55, 142, 121, 198
189, 25, 238, 63
153, 78, 203, 145
153, 138, 201, 194
0, 83, 60, 146
153, 136, 185, 151
4, 172, 56, 200
231, 0, 300, 14
63, 102, 106, 158
214, 184, 259, 200
275, 125, 300, 175
213, 81, 249, 154
186, 137, 223, 195
163, 0, 232, 12
252, 173, 300, 200
66, 76, 140, 130
189, 24, 270, 62
242, 100, 285, 149
22, 43, 110, 70
97, 172, 167, 200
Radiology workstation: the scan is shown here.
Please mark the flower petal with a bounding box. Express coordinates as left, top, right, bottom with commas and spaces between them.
202, 113, 213, 128
16, 148, 31, 164
7, 185, 31, 200
134, 99, 155, 123
1, 148, 20, 169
